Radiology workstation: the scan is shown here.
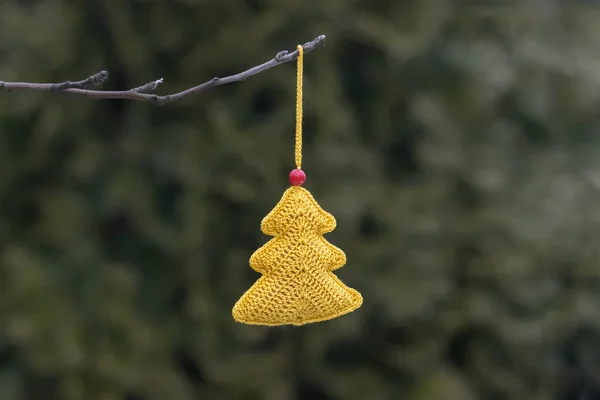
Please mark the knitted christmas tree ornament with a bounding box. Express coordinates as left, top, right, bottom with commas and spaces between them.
232, 45, 363, 326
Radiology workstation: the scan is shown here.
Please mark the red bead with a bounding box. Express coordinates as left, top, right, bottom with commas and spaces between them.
289, 169, 306, 186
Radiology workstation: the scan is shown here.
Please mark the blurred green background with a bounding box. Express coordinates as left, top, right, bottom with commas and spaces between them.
1, 1, 600, 399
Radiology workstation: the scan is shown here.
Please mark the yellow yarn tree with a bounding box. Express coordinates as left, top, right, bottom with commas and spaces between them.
232, 185, 363, 326
232, 44, 362, 326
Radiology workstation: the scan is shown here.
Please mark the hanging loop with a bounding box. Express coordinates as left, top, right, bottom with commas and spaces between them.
295, 45, 303, 170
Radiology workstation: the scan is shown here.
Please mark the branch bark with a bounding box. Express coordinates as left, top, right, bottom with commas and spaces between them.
0, 35, 326, 106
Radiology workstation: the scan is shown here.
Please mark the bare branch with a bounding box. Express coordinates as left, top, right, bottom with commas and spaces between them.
0, 35, 326, 106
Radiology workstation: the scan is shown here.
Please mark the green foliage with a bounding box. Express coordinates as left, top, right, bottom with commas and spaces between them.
1, 1, 600, 399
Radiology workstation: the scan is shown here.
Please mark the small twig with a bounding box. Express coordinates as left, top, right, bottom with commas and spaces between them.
0, 35, 326, 106
132, 78, 163, 94
0, 70, 109, 93
51, 70, 109, 91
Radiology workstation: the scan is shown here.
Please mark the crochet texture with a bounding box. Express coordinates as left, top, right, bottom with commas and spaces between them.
232, 186, 363, 326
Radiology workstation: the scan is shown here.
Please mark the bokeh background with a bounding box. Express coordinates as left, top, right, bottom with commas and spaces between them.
1, 1, 600, 399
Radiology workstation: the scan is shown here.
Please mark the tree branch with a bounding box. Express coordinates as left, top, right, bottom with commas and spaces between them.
0, 35, 326, 106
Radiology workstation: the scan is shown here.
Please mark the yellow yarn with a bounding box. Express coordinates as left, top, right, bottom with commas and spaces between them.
232, 44, 362, 326
232, 186, 363, 326
295, 44, 303, 169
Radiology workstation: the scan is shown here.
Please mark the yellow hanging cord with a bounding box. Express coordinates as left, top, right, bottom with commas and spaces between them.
295, 45, 303, 170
